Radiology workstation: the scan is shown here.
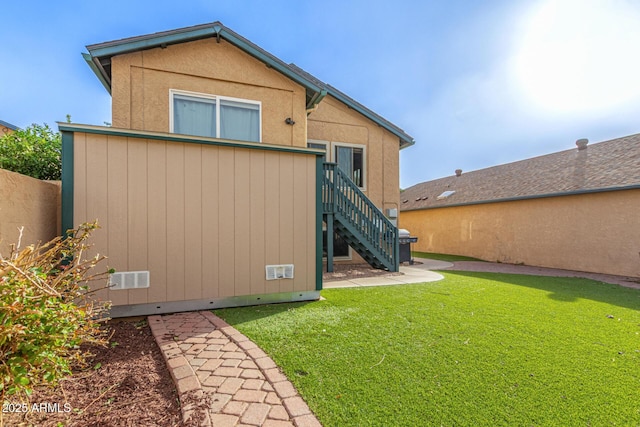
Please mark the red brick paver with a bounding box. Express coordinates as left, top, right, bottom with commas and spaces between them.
148, 311, 322, 426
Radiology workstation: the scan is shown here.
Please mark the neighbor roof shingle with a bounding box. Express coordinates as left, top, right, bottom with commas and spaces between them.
401, 133, 640, 211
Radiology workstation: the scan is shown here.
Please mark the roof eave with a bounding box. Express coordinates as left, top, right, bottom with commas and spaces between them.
400, 138, 416, 150
215, 26, 325, 100
82, 53, 111, 95
325, 87, 415, 149
86, 24, 217, 58
83, 22, 325, 102
401, 184, 640, 212
82, 22, 415, 146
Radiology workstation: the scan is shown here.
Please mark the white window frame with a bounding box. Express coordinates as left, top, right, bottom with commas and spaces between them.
307, 140, 367, 191
307, 139, 329, 161
169, 89, 262, 142
331, 141, 367, 191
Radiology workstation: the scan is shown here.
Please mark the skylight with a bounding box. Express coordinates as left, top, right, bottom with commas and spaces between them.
437, 190, 456, 200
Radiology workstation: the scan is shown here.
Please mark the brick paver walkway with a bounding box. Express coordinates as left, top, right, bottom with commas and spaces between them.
148, 311, 322, 427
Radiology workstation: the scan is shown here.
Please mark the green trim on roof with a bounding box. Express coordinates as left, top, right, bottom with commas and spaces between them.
57, 123, 326, 157
327, 88, 414, 148
82, 53, 111, 95
307, 89, 328, 111
83, 22, 415, 147
87, 26, 217, 58
84, 22, 324, 104
215, 28, 324, 96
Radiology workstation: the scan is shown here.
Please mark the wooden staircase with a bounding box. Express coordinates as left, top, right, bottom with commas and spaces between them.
321, 163, 399, 272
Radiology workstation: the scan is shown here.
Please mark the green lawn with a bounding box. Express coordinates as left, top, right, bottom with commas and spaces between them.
215, 272, 640, 426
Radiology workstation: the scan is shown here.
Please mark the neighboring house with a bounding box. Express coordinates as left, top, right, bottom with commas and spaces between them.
0, 120, 18, 137
62, 22, 414, 316
400, 135, 640, 278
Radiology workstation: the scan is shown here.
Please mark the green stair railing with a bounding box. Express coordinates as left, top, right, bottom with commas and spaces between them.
322, 162, 399, 271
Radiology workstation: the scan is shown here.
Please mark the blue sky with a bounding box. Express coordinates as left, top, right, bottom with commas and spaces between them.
2, 0, 640, 187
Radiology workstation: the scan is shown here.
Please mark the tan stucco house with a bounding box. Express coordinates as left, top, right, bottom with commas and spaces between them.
400, 135, 640, 278
0, 119, 18, 137
61, 22, 414, 316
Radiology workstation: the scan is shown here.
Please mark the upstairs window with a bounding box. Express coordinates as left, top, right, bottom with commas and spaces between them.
171, 90, 261, 142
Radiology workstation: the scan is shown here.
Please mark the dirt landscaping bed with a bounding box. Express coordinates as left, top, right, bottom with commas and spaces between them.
322, 263, 404, 282
2, 319, 185, 427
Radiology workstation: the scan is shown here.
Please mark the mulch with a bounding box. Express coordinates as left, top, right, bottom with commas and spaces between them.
322, 263, 404, 282
2, 264, 400, 427
2, 318, 185, 427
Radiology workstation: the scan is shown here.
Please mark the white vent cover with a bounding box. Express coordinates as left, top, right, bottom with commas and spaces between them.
265, 264, 294, 280
109, 271, 150, 290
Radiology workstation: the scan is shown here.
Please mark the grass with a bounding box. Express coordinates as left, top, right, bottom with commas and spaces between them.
215, 272, 640, 426
412, 251, 483, 262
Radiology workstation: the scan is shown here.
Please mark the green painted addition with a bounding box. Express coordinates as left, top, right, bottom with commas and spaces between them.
60, 131, 74, 236
316, 155, 324, 290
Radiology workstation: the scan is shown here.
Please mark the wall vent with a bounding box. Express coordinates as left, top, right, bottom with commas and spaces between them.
109, 271, 150, 290
265, 264, 294, 280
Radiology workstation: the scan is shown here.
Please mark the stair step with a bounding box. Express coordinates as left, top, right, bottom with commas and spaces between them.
322, 165, 397, 272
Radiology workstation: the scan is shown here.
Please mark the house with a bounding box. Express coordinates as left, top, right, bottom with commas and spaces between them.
400, 135, 640, 278
62, 22, 414, 316
0, 120, 18, 137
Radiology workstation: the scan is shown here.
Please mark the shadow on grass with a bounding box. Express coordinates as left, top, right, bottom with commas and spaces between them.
440, 270, 640, 311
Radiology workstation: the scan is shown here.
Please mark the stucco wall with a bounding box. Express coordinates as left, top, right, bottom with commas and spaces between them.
71, 131, 318, 307
400, 189, 640, 278
111, 38, 308, 147
1, 126, 14, 138
0, 168, 61, 256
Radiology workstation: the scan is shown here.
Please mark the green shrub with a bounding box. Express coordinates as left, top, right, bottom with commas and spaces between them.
0, 223, 111, 397
0, 123, 61, 180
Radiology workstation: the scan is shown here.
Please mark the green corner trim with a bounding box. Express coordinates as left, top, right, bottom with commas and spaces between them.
315, 156, 324, 290
82, 53, 111, 95
60, 131, 74, 236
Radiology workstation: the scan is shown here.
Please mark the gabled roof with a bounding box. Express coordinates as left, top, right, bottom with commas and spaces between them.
0, 120, 19, 131
401, 133, 640, 211
83, 22, 414, 149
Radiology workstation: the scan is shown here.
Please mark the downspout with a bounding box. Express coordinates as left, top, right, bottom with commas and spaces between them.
306, 89, 328, 113
306, 104, 320, 115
